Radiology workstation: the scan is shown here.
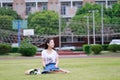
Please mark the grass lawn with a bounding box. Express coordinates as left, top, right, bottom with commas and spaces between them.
0, 57, 120, 80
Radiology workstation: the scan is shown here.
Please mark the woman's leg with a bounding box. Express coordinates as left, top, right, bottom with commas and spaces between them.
59, 68, 70, 73
50, 68, 70, 74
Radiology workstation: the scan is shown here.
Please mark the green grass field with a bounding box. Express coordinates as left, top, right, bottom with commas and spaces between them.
0, 57, 120, 80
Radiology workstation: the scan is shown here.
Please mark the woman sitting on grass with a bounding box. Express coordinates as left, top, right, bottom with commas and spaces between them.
41, 38, 70, 74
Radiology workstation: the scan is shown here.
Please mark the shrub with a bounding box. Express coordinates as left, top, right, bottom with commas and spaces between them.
102, 44, 109, 51
83, 44, 91, 55
19, 42, 37, 56
108, 44, 118, 52
118, 45, 120, 51
10, 47, 19, 53
91, 44, 102, 55
0, 43, 11, 55
0, 15, 13, 30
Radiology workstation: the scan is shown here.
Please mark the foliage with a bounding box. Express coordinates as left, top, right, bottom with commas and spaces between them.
10, 47, 19, 53
76, 3, 101, 15
76, 3, 120, 24
83, 44, 91, 55
91, 44, 102, 54
0, 7, 22, 30
104, 3, 120, 24
0, 43, 11, 55
28, 11, 59, 35
0, 7, 21, 19
0, 15, 14, 30
102, 44, 109, 51
108, 44, 118, 52
69, 19, 87, 35
118, 45, 120, 51
61, 18, 67, 32
71, 3, 103, 35
19, 41, 37, 56
71, 3, 120, 35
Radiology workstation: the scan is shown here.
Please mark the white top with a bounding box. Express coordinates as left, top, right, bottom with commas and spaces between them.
41, 49, 59, 65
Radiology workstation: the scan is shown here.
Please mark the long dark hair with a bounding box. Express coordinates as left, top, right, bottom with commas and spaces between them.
44, 38, 54, 49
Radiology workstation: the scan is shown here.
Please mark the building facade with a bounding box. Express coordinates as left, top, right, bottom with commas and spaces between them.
0, 0, 117, 19
0, 0, 119, 47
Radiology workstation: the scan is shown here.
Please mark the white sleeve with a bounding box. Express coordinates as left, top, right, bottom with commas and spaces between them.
55, 51, 59, 57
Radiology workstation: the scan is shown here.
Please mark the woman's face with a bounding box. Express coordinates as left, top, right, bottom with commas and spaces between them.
47, 40, 55, 48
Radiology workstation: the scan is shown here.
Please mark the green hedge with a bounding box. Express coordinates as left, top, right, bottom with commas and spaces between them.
83, 44, 91, 55
10, 47, 19, 53
118, 45, 120, 51
102, 44, 109, 51
0, 43, 11, 55
91, 44, 102, 55
108, 44, 118, 52
19, 42, 37, 56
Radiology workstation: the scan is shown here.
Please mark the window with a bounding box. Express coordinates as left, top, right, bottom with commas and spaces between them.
61, 2, 70, 6
73, 1, 82, 8
61, 36, 73, 43
96, 37, 101, 42
26, 3, 36, 15
61, 37, 67, 42
95, 1, 105, 5
77, 37, 84, 42
3, 3, 12, 8
61, 6, 66, 15
61, 2, 70, 15
42, 3, 47, 10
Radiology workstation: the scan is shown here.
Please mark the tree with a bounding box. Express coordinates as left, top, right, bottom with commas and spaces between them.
0, 7, 22, 30
70, 3, 120, 35
0, 15, 14, 30
70, 3, 102, 35
76, 3, 101, 15
28, 11, 59, 35
105, 3, 120, 24
0, 7, 21, 19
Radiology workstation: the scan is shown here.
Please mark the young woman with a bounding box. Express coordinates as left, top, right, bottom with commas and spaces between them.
41, 38, 69, 74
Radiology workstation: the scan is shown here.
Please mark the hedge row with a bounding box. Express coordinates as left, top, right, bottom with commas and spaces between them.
0, 43, 11, 55
0, 42, 37, 57
108, 44, 120, 52
83, 44, 120, 55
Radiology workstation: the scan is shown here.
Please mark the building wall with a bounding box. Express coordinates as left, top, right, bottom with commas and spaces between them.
0, 0, 117, 19
83, 0, 95, 5
13, 0, 26, 19
48, 0, 59, 13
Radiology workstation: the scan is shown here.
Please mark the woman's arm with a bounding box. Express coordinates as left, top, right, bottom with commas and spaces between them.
55, 56, 59, 68
41, 58, 46, 68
